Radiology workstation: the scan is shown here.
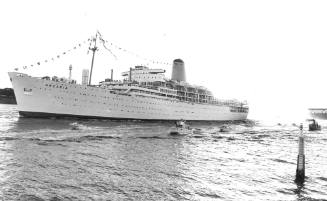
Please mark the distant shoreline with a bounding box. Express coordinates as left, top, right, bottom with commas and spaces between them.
0, 88, 16, 104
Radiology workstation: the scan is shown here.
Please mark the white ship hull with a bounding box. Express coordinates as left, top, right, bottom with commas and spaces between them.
309, 108, 327, 120
9, 72, 248, 121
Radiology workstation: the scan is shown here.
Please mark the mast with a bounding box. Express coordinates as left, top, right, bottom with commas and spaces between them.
88, 33, 98, 85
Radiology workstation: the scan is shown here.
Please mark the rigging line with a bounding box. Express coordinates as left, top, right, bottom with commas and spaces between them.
16, 37, 91, 71
105, 40, 171, 65
97, 31, 171, 65
99, 37, 118, 60
96, 31, 118, 60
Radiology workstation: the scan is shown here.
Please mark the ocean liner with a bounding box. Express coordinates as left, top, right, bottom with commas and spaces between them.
309, 108, 327, 120
8, 35, 248, 121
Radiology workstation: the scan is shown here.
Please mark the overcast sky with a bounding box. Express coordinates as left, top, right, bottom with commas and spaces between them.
1, 0, 327, 121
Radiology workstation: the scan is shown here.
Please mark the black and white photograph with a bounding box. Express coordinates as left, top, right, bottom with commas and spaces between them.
0, 0, 327, 200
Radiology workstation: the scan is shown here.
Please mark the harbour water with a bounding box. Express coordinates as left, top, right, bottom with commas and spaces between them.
0, 104, 326, 200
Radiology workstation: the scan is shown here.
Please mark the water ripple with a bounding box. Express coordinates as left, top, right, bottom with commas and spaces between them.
0, 104, 326, 200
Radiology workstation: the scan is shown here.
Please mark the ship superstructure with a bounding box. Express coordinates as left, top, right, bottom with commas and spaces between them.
309, 108, 327, 120
8, 34, 248, 121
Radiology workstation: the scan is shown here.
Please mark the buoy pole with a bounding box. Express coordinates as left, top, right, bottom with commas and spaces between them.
295, 123, 305, 183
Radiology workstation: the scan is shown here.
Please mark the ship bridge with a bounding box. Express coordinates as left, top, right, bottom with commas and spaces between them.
122, 66, 166, 83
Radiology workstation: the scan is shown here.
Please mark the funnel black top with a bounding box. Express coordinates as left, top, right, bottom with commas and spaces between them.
174, 59, 184, 63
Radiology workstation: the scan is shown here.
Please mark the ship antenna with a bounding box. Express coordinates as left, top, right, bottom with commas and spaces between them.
88, 33, 98, 85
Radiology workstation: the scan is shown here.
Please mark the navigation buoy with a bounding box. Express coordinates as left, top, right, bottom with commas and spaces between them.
295, 123, 305, 183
